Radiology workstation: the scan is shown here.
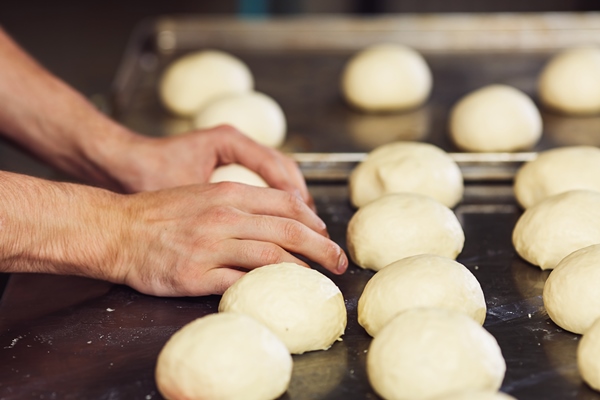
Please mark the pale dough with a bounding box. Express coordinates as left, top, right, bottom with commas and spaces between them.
347, 193, 465, 271
449, 85, 542, 152
155, 313, 292, 400
358, 254, 486, 337
512, 190, 600, 270
514, 146, 600, 209
218, 262, 346, 354
578, 316, 600, 391
543, 243, 600, 334
193, 91, 286, 148
367, 308, 506, 400
349, 141, 463, 208
341, 43, 432, 112
159, 50, 253, 116
538, 47, 600, 115
209, 164, 268, 187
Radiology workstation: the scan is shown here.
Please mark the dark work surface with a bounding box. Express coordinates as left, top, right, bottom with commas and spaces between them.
0, 184, 597, 399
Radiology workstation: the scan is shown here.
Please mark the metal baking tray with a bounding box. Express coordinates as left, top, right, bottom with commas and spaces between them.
3, 13, 600, 399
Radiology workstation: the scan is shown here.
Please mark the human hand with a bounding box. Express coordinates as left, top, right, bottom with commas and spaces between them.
113, 182, 347, 296
98, 124, 315, 209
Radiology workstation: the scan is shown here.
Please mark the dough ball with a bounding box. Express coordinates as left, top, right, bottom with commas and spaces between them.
159, 50, 253, 117
543, 244, 600, 334
358, 254, 486, 337
514, 146, 600, 209
438, 392, 516, 400
367, 308, 506, 400
347, 193, 465, 271
578, 317, 600, 391
218, 262, 346, 354
449, 85, 542, 152
512, 190, 600, 270
539, 47, 600, 115
210, 164, 268, 187
155, 313, 292, 400
193, 91, 286, 148
349, 141, 463, 208
341, 43, 432, 112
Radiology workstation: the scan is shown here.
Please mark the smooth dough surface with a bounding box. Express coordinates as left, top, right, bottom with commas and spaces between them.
341, 43, 432, 112
512, 190, 600, 270
347, 193, 465, 271
193, 91, 286, 147
578, 317, 600, 391
367, 308, 506, 400
539, 47, 600, 115
159, 50, 253, 116
155, 313, 292, 400
514, 146, 600, 209
449, 84, 542, 152
349, 141, 463, 208
358, 254, 486, 337
218, 262, 346, 354
209, 164, 268, 187
543, 244, 600, 334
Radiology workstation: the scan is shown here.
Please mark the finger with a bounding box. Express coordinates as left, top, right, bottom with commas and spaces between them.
212, 183, 328, 238
202, 267, 247, 296
213, 239, 311, 271
215, 127, 312, 206
230, 214, 347, 275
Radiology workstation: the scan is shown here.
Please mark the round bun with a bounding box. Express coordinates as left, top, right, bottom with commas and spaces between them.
367, 308, 506, 400
514, 146, 600, 209
193, 91, 286, 147
341, 43, 432, 112
218, 262, 346, 354
512, 190, 600, 270
210, 164, 268, 187
539, 47, 600, 115
578, 317, 600, 391
543, 244, 600, 334
349, 141, 463, 208
449, 85, 542, 152
347, 193, 465, 271
155, 313, 292, 400
159, 50, 253, 116
358, 254, 486, 337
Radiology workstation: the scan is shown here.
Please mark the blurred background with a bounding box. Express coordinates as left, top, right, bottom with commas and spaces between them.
0, 0, 599, 97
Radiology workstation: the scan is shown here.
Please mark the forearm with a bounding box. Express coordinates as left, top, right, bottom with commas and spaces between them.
0, 28, 139, 191
0, 170, 129, 281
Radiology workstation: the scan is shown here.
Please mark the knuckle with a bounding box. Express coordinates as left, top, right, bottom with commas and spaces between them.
285, 193, 305, 215
258, 244, 285, 266
281, 220, 305, 246
207, 204, 238, 225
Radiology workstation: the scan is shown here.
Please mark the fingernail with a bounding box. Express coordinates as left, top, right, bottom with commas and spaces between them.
336, 251, 348, 274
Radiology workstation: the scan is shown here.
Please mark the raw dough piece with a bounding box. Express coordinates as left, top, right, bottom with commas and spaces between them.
349, 141, 463, 208
155, 313, 292, 400
438, 392, 516, 400
578, 317, 600, 391
512, 190, 600, 270
341, 43, 432, 112
543, 244, 600, 334
449, 85, 542, 152
210, 164, 268, 187
194, 91, 286, 147
218, 262, 346, 354
347, 193, 465, 271
159, 50, 253, 116
539, 47, 600, 115
358, 254, 486, 337
514, 146, 600, 209
367, 308, 506, 400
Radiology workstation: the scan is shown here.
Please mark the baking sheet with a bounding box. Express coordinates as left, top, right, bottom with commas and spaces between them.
3, 13, 600, 399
